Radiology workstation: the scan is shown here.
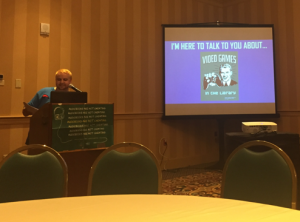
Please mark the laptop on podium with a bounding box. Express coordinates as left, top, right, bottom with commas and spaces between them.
50, 91, 88, 103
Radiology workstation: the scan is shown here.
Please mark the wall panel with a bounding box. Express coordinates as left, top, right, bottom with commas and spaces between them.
37, 0, 50, 89
11, 0, 27, 116
48, 0, 61, 88
294, 0, 300, 110
147, 0, 157, 113
132, 0, 142, 113
89, 0, 100, 103
0, 0, 14, 116
124, 0, 134, 113
98, 0, 108, 103
116, 0, 126, 113
154, 0, 163, 112
25, 0, 39, 107
70, 0, 82, 88
285, 0, 297, 110
140, 0, 149, 113
60, 0, 71, 68
80, 0, 91, 94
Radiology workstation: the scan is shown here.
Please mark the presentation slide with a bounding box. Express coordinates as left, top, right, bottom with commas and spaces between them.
164, 27, 276, 116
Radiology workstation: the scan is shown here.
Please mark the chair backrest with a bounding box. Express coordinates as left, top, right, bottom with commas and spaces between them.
87, 142, 162, 195
0, 144, 68, 203
221, 140, 297, 209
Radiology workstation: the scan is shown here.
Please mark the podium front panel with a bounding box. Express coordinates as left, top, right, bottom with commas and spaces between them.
51, 103, 114, 152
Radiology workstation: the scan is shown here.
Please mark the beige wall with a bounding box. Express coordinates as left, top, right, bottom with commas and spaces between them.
222, 0, 300, 134
0, 0, 299, 169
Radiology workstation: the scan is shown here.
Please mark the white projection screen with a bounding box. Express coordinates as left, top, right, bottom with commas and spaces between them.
163, 24, 277, 117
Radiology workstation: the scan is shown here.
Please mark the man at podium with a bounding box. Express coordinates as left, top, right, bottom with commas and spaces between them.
22, 69, 72, 145
22, 69, 72, 116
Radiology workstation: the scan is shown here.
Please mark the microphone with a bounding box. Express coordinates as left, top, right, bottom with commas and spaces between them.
69, 84, 82, 92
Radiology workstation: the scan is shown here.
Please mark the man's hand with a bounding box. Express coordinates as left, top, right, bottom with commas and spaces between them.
22, 108, 32, 117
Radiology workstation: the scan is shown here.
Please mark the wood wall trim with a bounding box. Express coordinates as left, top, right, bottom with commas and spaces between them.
114, 113, 163, 120
277, 111, 300, 117
0, 113, 164, 125
1, 111, 299, 125
0, 116, 30, 125
197, 0, 248, 8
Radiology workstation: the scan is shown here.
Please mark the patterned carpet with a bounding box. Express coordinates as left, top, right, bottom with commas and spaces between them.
162, 169, 222, 197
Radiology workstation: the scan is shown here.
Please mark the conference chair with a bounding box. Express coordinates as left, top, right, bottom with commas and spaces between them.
87, 142, 162, 195
0, 144, 68, 203
221, 140, 297, 209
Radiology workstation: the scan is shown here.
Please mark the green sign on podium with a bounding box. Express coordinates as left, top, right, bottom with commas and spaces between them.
51, 103, 114, 152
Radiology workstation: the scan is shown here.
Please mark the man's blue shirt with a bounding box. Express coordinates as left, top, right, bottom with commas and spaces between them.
28, 87, 55, 109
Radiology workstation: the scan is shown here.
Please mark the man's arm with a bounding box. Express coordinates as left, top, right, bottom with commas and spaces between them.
22, 102, 38, 116
22, 92, 40, 117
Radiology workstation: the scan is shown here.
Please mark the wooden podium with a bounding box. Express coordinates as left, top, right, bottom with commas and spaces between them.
28, 103, 114, 196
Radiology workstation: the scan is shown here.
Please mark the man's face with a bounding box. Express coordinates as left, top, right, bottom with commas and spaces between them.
220, 67, 232, 82
55, 72, 72, 91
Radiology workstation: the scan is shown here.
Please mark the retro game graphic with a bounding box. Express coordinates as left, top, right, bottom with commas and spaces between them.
201, 51, 239, 101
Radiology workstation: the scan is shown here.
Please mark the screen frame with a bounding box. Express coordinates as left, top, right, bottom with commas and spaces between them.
162, 23, 279, 119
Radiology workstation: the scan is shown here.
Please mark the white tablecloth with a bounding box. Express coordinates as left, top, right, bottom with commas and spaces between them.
1, 195, 300, 222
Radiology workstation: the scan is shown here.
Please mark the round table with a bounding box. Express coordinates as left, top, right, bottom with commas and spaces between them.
1, 195, 300, 221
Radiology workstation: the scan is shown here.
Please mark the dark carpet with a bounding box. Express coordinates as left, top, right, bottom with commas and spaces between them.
162, 169, 222, 197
